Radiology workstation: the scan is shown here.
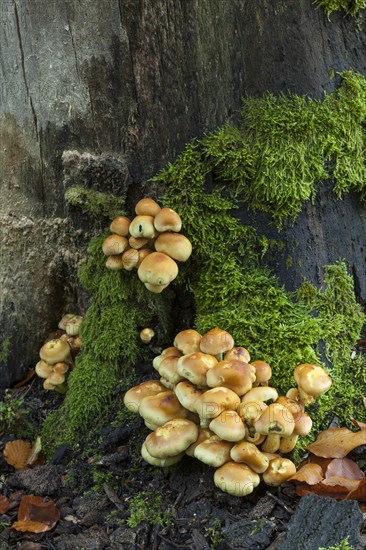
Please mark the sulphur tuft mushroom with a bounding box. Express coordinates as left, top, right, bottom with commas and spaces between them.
129, 215, 157, 239
39, 339, 70, 365
140, 327, 155, 344
102, 234, 129, 256
173, 329, 202, 355
154, 232, 192, 262
145, 418, 199, 458
294, 363, 332, 406
138, 252, 178, 289
200, 328, 234, 358
110, 216, 131, 236
153, 208, 182, 232
214, 462, 260, 497
135, 197, 162, 217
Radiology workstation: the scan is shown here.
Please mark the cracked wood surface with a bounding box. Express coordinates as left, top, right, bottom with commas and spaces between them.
1, 0, 366, 386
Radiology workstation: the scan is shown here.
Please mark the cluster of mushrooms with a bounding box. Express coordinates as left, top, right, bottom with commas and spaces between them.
35, 314, 83, 392
124, 327, 332, 497
102, 198, 192, 293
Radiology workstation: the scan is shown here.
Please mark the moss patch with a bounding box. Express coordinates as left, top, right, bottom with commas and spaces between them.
315, 0, 366, 17
65, 186, 126, 220
43, 71, 366, 455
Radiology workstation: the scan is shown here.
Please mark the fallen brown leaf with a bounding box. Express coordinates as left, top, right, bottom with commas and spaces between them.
306, 428, 366, 458
11, 495, 60, 533
4, 441, 32, 470
345, 477, 366, 501
325, 458, 364, 480
288, 463, 324, 485
350, 417, 366, 430
0, 495, 9, 514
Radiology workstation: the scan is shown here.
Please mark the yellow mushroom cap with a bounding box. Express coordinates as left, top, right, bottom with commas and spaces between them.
123, 380, 167, 413
102, 234, 129, 256
129, 215, 157, 239
241, 386, 278, 404
196, 387, 241, 422
238, 400, 268, 425
139, 391, 189, 427
194, 435, 233, 467
294, 364, 332, 397
185, 427, 214, 457
136, 249, 152, 268
230, 441, 269, 473
225, 346, 251, 364
145, 418, 199, 457
39, 339, 70, 365
35, 360, 53, 379
110, 216, 131, 236
200, 328, 234, 356
152, 347, 182, 370
254, 403, 295, 437
129, 236, 150, 250
65, 315, 83, 336
43, 379, 56, 391
47, 372, 66, 386
154, 232, 192, 262
175, 381, 203, 413
153, 208, 182, 232
58, 313, 76, 331
138, 252, 178, 287
141, 441, 184, 467
173, 329, 202, 355
214, 462, 260, 496
262, 457, 297, 486
209, 410, 246, 442
275, 396, 304, 421
105, 254, 124, 270
206, 359, 256, 396
158, 355, 184, 385
135, 198, 161, 217
140, 328, 155, 344
251, 360, 272, 385
53, 362, 70, 375
122, 248, 139, 270
177, 352, 218, 387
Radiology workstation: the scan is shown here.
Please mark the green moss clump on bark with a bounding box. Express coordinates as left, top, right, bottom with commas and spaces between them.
315, 0, 366, 17
65, 186, 126, 220
42, 234, 174, 450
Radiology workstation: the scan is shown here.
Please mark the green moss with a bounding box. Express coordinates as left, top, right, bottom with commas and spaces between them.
127, 491, 172, 528
0, 337, 10, 364
319, 537, 354, 550
42, 234, 175, 450
315, 0, 366, 17
65, 186, 126, 220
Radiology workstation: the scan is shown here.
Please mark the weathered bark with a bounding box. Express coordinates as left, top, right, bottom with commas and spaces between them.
1, 0, 366, 387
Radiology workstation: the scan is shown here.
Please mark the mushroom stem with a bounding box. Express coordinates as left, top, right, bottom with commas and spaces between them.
261, 434, 281, 453
279, 435, 299, 454
298, 387, 315, 406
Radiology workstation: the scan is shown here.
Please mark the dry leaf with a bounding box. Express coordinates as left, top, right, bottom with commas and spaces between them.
11, 495, 60, 533
325, 458, 364, 480
345, 477, 366, 501
4, 440, 32, 470
303, 453, 333, 474
0, 495, 9, 514
321, 476, 360, 492
294, 479, 358, 500
306, 428, 366, 458
288, 463, 324, 485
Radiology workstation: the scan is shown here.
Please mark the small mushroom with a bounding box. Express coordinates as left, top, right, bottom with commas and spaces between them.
122, 248, 139, 270
175, 381, 203, 413
200, 328, 234, 358
173, 329, 202, 355
262, 457, 297, 486
158, 355, 185, 385
65, 315, 83, 336
241, 386, 278, 404
294, 364, 332, 405
39, 339, 70, 365
139, 328, 155, 344
196, 387, 241, 425
110, 216, 131, 236
185, 427, 214, 457
209, 410, 246, 442
154, 208, 182, 232
129, 215, 157, 239
194, 435, 233, 467
225, 346, 251, 363
139, 391, 188, 427
206, 359, 256, 396
102, 234, 129, 256
141, 441, 184, 467
145, 418, 199, 458
214, 462, 260, 496
176, 352, 217, 387
251, 360, 272, 386
230, 441, 269, 473
254, 403, 295, 437
35, 360, 53, 379
138, 252, 178, 288
154, 232, 192, 262
135, 198, 161, 217
123, 380, 167, 413
105, 254, 124, 270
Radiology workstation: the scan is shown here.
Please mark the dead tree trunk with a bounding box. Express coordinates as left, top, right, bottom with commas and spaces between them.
1, 0, 366, 387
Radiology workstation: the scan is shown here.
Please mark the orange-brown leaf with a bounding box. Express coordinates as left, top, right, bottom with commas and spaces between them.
306, 428, 366, 458
350, 417, 366, 430
345, 477, 366, 501
12, 369, 36, 389
288, 463, 324, 485
12, 520, 53, 533
325, 458, 364, 480
294, 479, 357, 500
0, 495, 9, 514
321, 476, 360, 492
14, 495, 60, 533
4, 440, 32, 470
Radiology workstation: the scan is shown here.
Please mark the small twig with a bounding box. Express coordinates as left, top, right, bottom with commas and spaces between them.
103, 483, 125, 512
266, 491, 295, 514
